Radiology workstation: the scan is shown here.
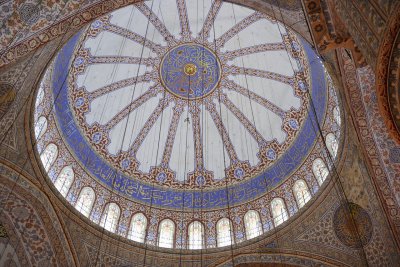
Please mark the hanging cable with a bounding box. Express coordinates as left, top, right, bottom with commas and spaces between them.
90, 2, 161, 265
141, 1, 175, 265
229, 4, 278, 265
274, 1, 370, 265
0, 7, 99, 262
211, 5, 236, 265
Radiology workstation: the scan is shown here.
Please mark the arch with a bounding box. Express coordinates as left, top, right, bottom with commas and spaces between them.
40, 143, 58, 172
244, 210, 263, 240
293, 180, 311, 208
53, 165, 74, 197
100, 203, 120, 233
188, 221, 204, 249
333, 106, 341, 126
312, 158, 329, 185
217, 218, 233, 247
326, 133, 338, 158
35, 86, 45, 107
215, 252, 346, 267
34, 116, 48, 139
75, 187, 95, 217
271, 198, 288, 227
128, 213, 147, 243
158, 219, 175, 248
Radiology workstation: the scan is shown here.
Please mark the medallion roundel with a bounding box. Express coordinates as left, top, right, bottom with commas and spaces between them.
38, 0, 335, 208
160, 43, 221, 100
333, 202, 373, 248
33, 0, 342, 249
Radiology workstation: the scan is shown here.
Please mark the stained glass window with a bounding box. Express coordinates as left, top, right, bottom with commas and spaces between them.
158, 219, 175, 248
33, 0, 342, 248
293, 180, 311, 208
188, 221, 204, 249
244, 210, 262, 239
54, 165, 74, 197
312, 158, 329, 185
333, 106, 341, 126
271, 198, 288, 227
217, 218, 233, 247
128, 213, 147, 243
34, 116, 48, 140
75, 187, 95, 217
35, 86, 44, 107
100, 203, 120, 233
326, 133, 338, 158
40, 143, 58, 172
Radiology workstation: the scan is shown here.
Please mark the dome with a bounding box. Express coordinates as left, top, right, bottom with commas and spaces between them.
33, 0, 341, 250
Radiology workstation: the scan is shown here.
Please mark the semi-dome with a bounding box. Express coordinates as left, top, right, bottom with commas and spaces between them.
33, 0, 341, 250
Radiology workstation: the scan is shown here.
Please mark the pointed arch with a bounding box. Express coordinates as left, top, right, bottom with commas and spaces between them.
293, 179, 311, 208
34, 116, 48, 139
40, 143, 58, 171
158, 219, 175, 248
75, 187, 95, 217
312, 158, 329, 185
333, 106, 341, 126
54, 165, 74, 197
271, 198, 288, 227
100, 203, 120, 233
35, 86, 45, 107
326, 133, 338, 158
217, 218, 233, 247
128, 213, 147, 243
188, 221, 204, 249
244, 210, 263, 239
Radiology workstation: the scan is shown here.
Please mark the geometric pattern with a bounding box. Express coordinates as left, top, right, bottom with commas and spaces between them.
333, 202, 373, 248
66, 5, 312, 190
33, 0, 341, 250
55, 0, 335, 196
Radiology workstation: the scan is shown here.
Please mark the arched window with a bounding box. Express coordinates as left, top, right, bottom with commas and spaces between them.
244, 210, 262, 239
293, 180, 311, 208
271, 198, 288, 227
128, 213, 147, 243
54, 165, 74, 197
326, 133, 338, 158
100, 203, 120, 233
217, 218, 233, 247
75, 187, 95, 217
188, 221, 204, 249
35, 86, 45, 107
312, 158, 329, 185
158, 219, 175, 248
34, 116, 48, 139
40, 143, 58, 171
333, 106, 341, 126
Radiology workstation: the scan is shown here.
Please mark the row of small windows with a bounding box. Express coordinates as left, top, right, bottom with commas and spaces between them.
38, 135, 337, 249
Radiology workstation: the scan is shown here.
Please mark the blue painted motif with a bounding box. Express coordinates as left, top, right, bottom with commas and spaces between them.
266, 148, 277, 160
74, 57, 84, 67
120, 159, 131, 170
289, 119, 299, 130
160, 43, 220, 99
298, 80, 307, 92
234, 168, 244, 179
52, 31, 327, 210
91, 132, 102, 144
157, 172, 167, 183
75, 97, 84, 107
195, 175, 206, 186
92, 20, 102, 29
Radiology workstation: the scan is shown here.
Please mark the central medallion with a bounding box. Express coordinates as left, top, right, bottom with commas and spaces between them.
160, 43, 221, 100
184, 63, 197, 76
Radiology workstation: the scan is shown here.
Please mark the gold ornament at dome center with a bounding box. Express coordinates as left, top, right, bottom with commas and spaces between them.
184, 63, 197, 76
